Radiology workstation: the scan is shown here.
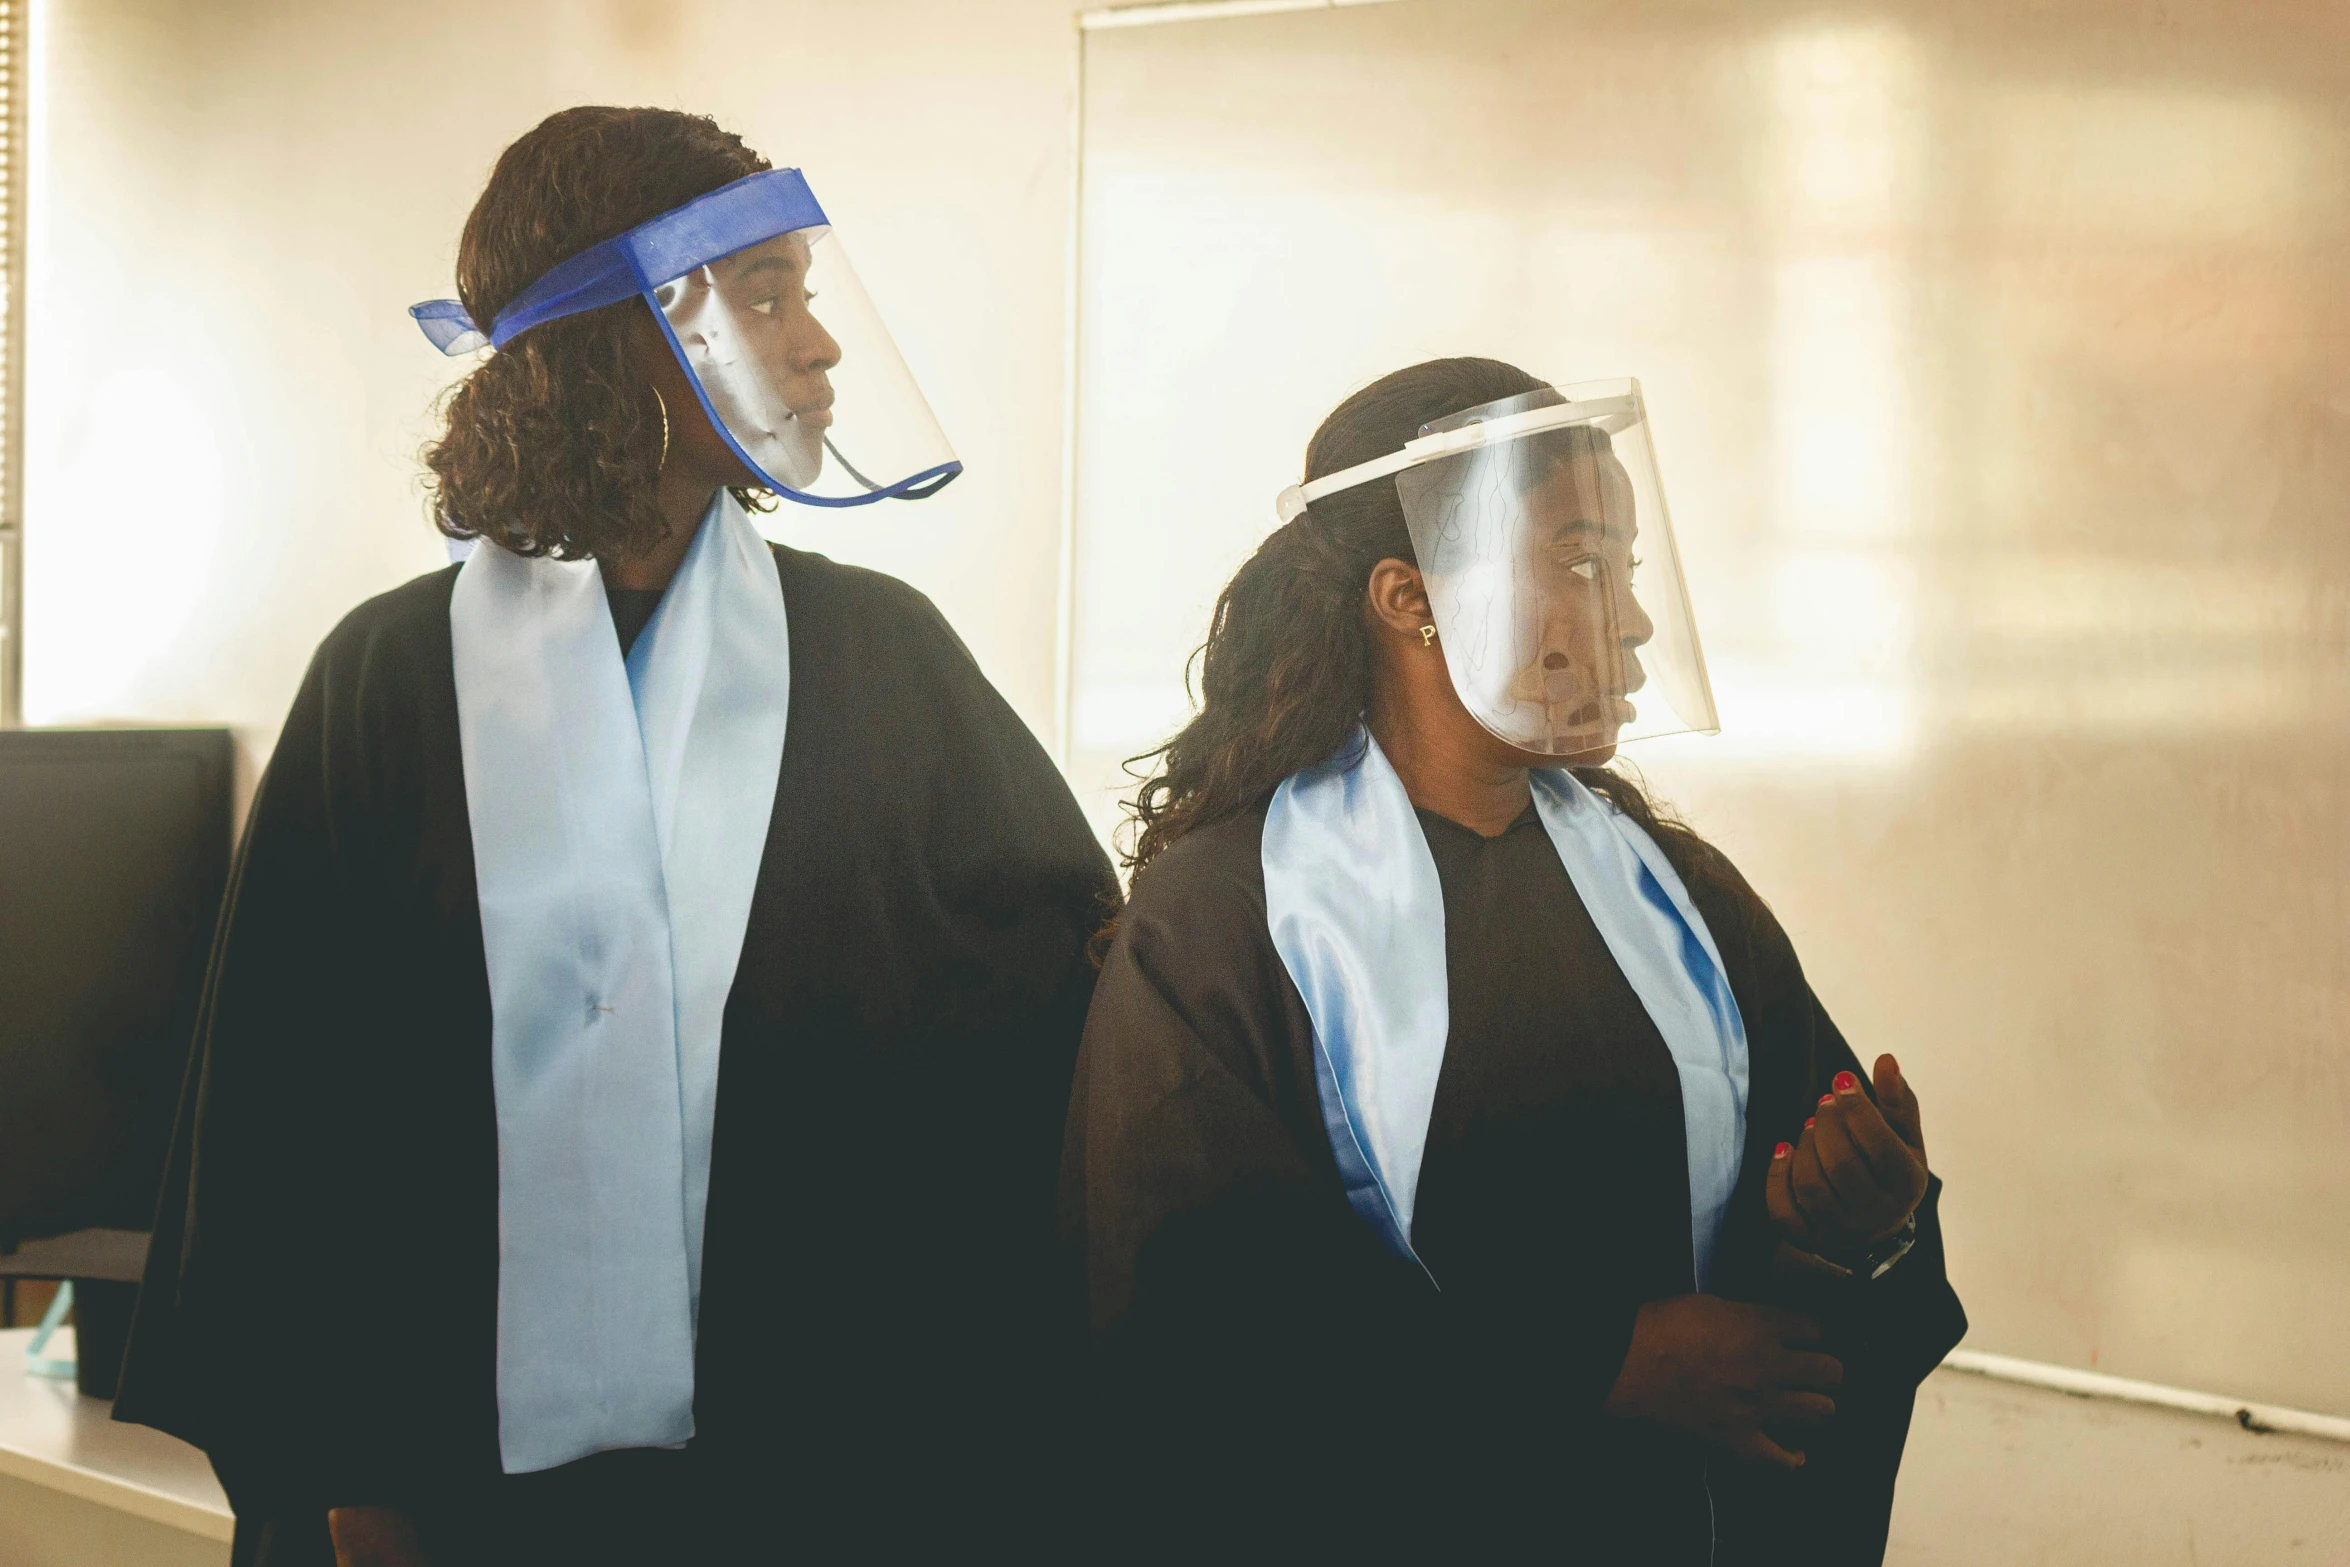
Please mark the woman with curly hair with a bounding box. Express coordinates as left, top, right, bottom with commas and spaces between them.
1062, 358, 1965, 1562
116, 107, 1113, 1566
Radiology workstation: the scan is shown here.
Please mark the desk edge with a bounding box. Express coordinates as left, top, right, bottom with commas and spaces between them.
0, 1439, 237, 1543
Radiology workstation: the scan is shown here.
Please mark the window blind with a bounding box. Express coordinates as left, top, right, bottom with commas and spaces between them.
0, 0, 27, 726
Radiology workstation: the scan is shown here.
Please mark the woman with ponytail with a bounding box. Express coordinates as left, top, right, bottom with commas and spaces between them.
1063, 358, 1964, 1561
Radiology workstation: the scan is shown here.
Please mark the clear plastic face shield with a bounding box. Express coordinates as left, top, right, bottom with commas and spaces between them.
1277, 379, 1717, 761
412, 169, 958, 507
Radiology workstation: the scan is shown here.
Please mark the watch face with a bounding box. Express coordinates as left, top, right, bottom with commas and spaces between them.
1864, 1214, 1920, 1279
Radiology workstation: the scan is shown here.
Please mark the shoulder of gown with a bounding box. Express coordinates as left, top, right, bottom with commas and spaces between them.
310, 562, 461, 686
1117, 808, 1271, 948
756, 541, 1117, 947
768, 540, 980, 683
329, 560, 462, 636
769, 538, 930, 615
1090, 807, 1297, 1100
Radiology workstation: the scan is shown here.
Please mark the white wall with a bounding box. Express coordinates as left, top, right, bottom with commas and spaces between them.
24, 0, 1086, 783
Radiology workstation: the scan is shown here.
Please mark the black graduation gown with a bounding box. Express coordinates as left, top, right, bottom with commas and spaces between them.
115, 545, 1118, 1564
1060, 802, 1966, 1565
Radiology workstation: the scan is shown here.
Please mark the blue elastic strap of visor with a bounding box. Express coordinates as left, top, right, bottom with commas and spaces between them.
408, 168, 830, 355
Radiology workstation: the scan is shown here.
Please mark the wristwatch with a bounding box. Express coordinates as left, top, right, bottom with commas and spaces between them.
1837, 1212, 1918, 1281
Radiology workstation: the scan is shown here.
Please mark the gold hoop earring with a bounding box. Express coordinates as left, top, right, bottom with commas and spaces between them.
652, 385, 671, 472
1420, 624, 1437, 648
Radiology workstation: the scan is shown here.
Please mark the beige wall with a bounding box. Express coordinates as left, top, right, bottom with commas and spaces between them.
23, 0, 1085, 769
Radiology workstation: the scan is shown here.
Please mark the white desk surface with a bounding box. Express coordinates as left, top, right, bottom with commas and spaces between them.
0, 1327, 234, 1542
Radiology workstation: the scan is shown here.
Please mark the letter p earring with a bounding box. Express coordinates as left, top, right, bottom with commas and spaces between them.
1420, 624, 1437, 648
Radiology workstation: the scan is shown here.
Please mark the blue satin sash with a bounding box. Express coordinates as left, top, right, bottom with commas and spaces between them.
450, 492, 790, 1473
1263, 728, 1749, 1289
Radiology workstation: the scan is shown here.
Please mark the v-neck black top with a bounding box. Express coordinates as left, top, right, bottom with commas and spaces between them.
1409, 804, 1709, 1552
606, 585, 665, 657
1409, 803, 1695, 1337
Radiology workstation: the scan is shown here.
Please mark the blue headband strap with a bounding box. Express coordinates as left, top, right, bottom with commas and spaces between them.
408, 167, 830, 355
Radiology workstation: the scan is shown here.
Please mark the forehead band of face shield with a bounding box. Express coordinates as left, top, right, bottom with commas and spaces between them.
1272, 393, 1639, 524
1273, 379, 1719, 758
410, 168, 959, 508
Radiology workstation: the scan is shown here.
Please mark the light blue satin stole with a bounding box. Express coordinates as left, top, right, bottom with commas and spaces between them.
1263, 728, 1749, 1290
450, 492, 790, 1473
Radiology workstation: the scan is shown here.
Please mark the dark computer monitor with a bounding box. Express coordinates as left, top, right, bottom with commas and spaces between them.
0, 727, 233, 1243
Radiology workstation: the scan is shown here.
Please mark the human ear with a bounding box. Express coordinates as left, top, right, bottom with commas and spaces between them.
1364, 558, 1432, 638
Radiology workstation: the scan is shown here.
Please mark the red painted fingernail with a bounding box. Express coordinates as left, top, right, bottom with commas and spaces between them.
1834, 1071, 1859, 1093
1774, 1141, 1792, 1159
1804, 1117, 1816, 1131
1819, 1093, 1835, 1107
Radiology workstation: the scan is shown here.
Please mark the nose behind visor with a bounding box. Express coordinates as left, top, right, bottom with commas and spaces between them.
409, 168, 959, 509
1276, 378, 1718, 758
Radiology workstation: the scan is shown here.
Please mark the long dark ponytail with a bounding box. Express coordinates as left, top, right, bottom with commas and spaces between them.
1121, 356, 1721, 893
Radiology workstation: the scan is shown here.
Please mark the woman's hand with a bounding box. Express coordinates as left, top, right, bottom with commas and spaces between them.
1768, 1053, 1928, 1256
1603, 1294, 1843, 1469
328, 1506, 428, 1567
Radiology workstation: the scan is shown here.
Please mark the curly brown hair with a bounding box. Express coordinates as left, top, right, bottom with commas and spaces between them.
423, 106, 772, 559
1121, 356, 1721, 892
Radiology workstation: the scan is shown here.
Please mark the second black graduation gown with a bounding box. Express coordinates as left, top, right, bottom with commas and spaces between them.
1060, 802, 1966, 1564
116, 544, 1118, 1563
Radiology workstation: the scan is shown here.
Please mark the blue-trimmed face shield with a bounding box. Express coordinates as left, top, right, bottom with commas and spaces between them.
412, 169, 959, 508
